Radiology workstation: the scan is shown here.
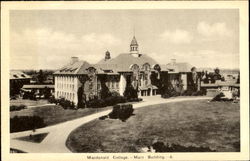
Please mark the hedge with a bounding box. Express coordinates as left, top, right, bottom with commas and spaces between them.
108, 104, 134, 122
86, 96, 127, 108
10, 105, 27, 112
161, 89, 206, 98
10, 116, 46, 133
48, 96, 75, 109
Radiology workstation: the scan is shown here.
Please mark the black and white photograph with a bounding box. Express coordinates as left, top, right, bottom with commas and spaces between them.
1, 1, 249, 161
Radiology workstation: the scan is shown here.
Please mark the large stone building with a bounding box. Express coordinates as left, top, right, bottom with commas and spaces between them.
54, 36, 197, 105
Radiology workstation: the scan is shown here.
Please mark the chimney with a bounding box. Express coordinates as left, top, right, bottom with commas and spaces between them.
105, 50, 111, 61
171, 59, 176, 65
70, 57, 79, 64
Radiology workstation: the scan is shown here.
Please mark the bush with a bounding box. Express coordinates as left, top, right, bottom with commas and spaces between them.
10, 105, 27, 111
128, 97, 143, 102
192, 90, 206, 96
123, 84, 138, 100
211, 93, 226, 102
48, 96, 57, 104
86, 96, 127, 108
23, 91, 36, 100
181, 90, 193, 96
161, 89, 180, 98
151, 141, 216, 152
57, 98, 75, 109
10, 116, 46, 133
87, 98, 106, 108
108, 104, 134, 122
49, 97, 75, 109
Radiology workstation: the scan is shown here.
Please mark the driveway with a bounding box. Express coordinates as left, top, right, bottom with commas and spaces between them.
10, 96, 211, 153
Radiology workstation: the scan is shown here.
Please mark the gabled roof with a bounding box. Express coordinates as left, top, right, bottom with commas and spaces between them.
54, 61, 93, 75
96, 53, 159, 72
165, 62, 193, 73
10, 70, 31, 79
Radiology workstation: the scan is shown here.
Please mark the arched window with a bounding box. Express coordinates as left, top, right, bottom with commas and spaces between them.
152, 64, 161, 71
142, 63, 151, 71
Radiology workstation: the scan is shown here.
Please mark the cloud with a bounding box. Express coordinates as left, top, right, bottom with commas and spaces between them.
197, 21, 232, 37
10, 28, 121, 69
160, 29, 193, 44
149, 50, 239, 69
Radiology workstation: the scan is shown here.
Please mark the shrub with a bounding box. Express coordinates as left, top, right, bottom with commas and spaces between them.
10, 116, 46, 133
161, 89, 180, 98
10, 104, 27, 111
151, 141, 216, 152
86, 96, 127, 108
128, 97, 143, 102
23, 91, 36, 100
161, 93, 170, 98
108, 104, 134, 122
181, 89, 193, 96
50, 97, 75, 109
123, 84, 138, 100
87, 98, 106, 108
110, 91, 120, 97
58, 98, 75, 109
48, 96, 57, 104
210, 92, 231, 102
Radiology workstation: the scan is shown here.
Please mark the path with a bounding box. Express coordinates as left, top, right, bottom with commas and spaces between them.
10, 96, 211, 153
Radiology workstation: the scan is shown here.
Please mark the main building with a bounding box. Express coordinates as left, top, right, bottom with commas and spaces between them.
54, 36, 197, 105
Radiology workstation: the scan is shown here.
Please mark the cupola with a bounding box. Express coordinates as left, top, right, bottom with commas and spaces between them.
105, 50, 111, 61
130, 36, 139, 57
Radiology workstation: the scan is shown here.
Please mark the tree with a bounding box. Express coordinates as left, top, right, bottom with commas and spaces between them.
214, 68, 220, 75
123, 75, 138, 100
77, 87, 85, 108
37, 69, 46, 84
191, 67, 198, 91
213, 67, 221, 80
236, 72, 240, 84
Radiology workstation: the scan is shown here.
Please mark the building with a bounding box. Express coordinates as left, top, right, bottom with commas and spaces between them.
22, 84, 55, 96
10, 70, 31, 96
163, 59, 201, 92
54, 36, 197, 105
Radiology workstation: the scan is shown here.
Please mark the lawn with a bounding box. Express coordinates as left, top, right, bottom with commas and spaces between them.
66, 100, 240, 152
10, 98, 49, 107
16, 132, 49, 143
10, 105, 112, 126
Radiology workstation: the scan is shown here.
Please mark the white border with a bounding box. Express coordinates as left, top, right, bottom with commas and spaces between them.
1, 1, 249, 161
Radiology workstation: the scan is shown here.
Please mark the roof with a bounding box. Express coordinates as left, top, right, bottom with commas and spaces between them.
96, 53, 159, 72
54, 61, 94, 75
131, 36, 138, 46
22, 84, 54, 89
165, 62, 193, 73
10, 70, 31, 79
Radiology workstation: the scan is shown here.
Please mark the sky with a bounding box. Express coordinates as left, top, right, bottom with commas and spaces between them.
10, 9, 239, 70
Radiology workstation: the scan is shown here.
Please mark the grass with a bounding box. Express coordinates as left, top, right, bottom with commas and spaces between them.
66, 100, 240, 152
10, 105, 112, 126
16, 133, 49, 143
10, 98, 49, 107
